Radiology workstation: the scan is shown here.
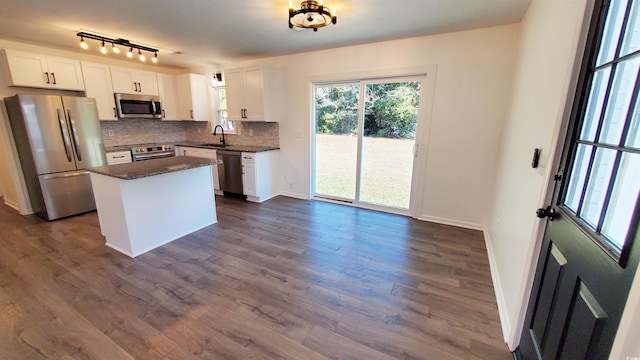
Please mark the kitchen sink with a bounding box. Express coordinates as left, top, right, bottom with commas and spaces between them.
195, 143, 226, 148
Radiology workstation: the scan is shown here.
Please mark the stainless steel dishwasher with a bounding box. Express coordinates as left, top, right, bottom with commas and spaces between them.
217, 150, 244, 195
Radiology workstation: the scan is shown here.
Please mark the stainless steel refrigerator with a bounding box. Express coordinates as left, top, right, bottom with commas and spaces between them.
4, 94, 107, 220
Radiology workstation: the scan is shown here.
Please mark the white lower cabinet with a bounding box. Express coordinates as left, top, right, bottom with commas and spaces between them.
241, 150, 279, 203
175, 146, 219, 191
106, 151, 132, 165
241, 153, 256, 197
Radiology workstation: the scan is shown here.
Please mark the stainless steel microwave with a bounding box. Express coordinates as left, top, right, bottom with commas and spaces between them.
114, 93, 162, 119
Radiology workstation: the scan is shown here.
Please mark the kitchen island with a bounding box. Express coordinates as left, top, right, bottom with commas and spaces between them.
87, 156, 220, 258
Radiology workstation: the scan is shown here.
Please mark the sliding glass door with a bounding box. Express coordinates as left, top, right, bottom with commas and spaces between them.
313, 78, 422, 211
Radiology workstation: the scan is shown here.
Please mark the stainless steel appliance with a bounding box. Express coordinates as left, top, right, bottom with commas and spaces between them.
114, 93, 162, 119
130, 144, 175, 161
4, 94, 106, 220
217, 150, 244, 195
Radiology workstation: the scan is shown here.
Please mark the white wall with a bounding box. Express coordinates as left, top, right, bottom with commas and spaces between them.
487, 0, 589, 349
240, 24, 520, 228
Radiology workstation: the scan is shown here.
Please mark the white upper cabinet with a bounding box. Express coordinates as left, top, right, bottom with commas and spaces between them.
3, 49, 85, 91
81, 61, 117, 121
176, 73, 210, 121
157, 73, 179, 120
224, 66, 283, 122
110, 66, 158, 95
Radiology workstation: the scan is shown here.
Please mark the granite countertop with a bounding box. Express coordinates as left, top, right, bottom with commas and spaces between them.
174, 142, 280, 152
87, 156, 220, 180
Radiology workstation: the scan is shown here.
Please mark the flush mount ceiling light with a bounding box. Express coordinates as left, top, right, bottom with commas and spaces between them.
76, 31, 159, 63
289, 0, 337, 32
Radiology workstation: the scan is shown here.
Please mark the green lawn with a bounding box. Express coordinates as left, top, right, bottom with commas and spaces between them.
315, 134, 415, 209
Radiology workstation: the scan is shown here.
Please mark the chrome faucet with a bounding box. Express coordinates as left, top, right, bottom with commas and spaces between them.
213, 125, 226, 146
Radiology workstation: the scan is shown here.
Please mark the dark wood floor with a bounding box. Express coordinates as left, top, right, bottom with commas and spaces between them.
0, 195, 510, 359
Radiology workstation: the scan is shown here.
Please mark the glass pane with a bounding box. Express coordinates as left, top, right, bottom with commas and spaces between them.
602, 153, 640, 249
218, 89, 227, 109
360, 82, 420, 209
597, 0, 629, 66
315, 85, 360, 200
582, 148, 618, 227
621, 0, 640, 56
565, 144, 593, 212
580, 68, 612, 141
599, 57, 640, 145
626, 93, 640, 148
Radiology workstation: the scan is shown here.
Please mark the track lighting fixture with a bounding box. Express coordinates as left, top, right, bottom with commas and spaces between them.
80, 36, 89, 50
77, 31, 159, 63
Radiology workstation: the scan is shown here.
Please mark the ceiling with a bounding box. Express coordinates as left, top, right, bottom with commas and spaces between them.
0, 0, 532, 69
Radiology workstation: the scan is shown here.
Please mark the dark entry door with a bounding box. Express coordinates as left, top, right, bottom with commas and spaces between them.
518, 0, 640, 359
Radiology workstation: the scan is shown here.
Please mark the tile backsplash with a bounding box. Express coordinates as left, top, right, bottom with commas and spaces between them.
101, 119, 279, 148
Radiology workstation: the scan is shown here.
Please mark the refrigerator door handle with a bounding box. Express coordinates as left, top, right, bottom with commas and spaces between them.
66, 110, 82, 161
41, 170, 90, 180
56, 109, 73, 163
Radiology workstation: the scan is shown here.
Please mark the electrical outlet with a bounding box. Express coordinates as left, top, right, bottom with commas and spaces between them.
249, 129, 253, 136
108, 130, 114, 137
288, 182, 293, 190
198, 128, 201, 134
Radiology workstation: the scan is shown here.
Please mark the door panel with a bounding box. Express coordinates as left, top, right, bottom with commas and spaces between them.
62, 96, 106, 169
10, 95, 77, 174
314, 84, 360, 201
518, 3, 640, 357
359, 81, 420, 209
38, 171, 96, 220
558, 282, 607, 359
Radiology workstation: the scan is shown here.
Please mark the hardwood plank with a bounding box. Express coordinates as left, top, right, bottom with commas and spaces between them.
0, 195, 510, 359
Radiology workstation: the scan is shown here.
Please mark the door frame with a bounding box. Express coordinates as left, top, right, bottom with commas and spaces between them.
511, 0, 640, 353
306, 65, 437, 219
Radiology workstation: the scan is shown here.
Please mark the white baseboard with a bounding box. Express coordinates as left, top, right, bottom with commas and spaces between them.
3, 197, 20, 211
416, 215, 485, 231
482, 228, 512, 347
279, 191, 307, 200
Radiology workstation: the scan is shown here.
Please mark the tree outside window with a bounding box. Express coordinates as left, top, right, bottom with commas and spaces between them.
214, 88, 234, 133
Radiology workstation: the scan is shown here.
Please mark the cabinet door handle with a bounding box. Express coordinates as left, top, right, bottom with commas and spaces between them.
45, 72, 50, 84
190, 110, 194, 119
113, 107, 117, 117
138, 82, 142, 92
162, 109, 166, 118
51, 72, 56, 85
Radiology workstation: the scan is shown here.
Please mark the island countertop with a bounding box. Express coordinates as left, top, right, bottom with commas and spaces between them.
87, 156, 220, 180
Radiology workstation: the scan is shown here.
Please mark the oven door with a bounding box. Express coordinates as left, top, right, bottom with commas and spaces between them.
115, 94, 162, 119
